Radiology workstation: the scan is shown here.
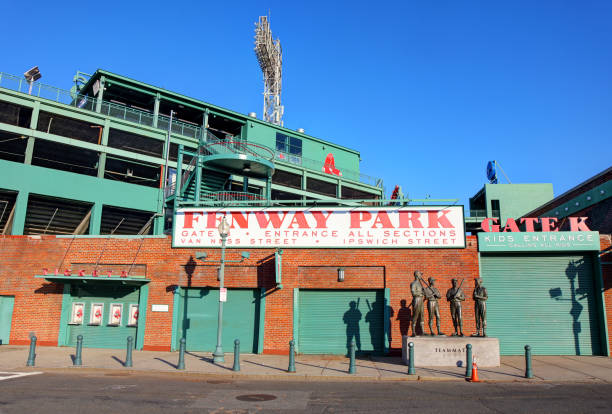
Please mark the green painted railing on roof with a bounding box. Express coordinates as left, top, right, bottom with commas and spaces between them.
0, 71, 382, 189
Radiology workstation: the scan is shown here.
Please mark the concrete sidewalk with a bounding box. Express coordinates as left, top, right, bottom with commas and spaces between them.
1, 345, 612, 382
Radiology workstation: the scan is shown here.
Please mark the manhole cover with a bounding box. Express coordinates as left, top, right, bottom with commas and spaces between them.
235, 394, 277, 402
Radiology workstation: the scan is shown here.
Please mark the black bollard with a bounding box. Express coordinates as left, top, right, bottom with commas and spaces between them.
74, 335, 83, 366
177, 338, 185, 370
288, 340, 296, 373
26, 336, 37, 367
349, 340, 356, 374
525, 345, 533, 379
125, 336, 133, 367
465, 344, 473, 379
233, 339, 240, 372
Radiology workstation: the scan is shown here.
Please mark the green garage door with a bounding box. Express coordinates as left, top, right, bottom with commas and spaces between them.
481, 253, 602, 355
67, 285, 140, 349
298, 290, 384, 355
0, 296, 15, 345
176, 288, 262, 353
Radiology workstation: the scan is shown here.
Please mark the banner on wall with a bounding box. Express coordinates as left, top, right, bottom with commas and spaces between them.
173, 206, 465, 248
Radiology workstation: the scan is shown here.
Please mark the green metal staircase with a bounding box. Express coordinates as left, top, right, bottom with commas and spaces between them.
169, 130, 275, 208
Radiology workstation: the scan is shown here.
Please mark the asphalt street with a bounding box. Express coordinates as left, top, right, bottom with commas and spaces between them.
1, 371, 612, 413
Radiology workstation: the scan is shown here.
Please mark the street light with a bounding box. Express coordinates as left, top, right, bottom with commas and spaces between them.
24, 66, 41, 95
195, 215, 250, 364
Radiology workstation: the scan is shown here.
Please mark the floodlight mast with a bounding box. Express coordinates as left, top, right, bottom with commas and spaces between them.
254, 15, 284, 126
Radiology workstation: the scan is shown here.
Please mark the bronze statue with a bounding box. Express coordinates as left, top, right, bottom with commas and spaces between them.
446, 278, 465, 336
472, 278, 488, 337
424, 276, 444, 336
410, 271, 425, 336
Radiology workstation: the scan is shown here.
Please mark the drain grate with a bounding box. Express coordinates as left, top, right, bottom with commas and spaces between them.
235, 394, 277, 402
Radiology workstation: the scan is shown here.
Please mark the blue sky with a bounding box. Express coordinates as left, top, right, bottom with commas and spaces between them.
2, 1, 610, 207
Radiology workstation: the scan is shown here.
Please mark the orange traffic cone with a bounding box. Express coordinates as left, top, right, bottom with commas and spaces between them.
470, 361, 480, 382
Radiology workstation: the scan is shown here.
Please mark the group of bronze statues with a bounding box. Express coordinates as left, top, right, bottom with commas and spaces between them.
410, 271, 488, 337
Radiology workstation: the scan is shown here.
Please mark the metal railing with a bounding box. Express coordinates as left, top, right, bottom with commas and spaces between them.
202, 191, 266, 206
0, 72, 383, 189
274, 150, 383, 188
203, 131, 275, 161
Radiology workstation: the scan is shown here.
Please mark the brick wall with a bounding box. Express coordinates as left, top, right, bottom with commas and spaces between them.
2, 234, 609, 355
0, 234, 480, 353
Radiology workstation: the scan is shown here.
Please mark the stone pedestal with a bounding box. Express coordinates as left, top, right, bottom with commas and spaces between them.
401, 336, 500, 367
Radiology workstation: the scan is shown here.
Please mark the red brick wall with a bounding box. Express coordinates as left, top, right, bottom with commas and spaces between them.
0, 234, 481, 353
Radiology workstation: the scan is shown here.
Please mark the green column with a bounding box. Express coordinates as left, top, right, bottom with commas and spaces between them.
89, 203, 103, 235
153, 93, 161, 128
24, 101, 40, 165
266, 174, 272, 205
95, 76, 106, 113
194, 155, 202, 203
10, 191, 28, 235
97, 120, 110, 179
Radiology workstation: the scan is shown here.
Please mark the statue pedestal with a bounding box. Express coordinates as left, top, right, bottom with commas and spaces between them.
401, 336, 500, 367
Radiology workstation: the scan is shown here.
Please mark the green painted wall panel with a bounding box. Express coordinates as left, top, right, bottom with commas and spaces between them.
0, 296, 15, 345
66, 284, 140, 349
483, 183, 554, 224
176, 288, 261, 353
0, 159, 158, 212
298, 289, 384, 355
481, 253, 602, 355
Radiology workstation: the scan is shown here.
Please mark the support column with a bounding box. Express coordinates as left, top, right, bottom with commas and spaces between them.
201, 109, 209, 144
194, 154, 202, 203
10, 191, 28, 235
153, 93, 161, 128
88, 202, 103, 235
24, 101, 40, 165
95, 76, 106, 113
266, 174, 272, 204
97, 119, 110, 179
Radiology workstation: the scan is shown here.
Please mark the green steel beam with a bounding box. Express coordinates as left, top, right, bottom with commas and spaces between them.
89, 203, 103, 235
136, 283, 149, 350
10, 190, 28, 235
24, 101, 40, 165
170, 287, 181, 351
293, 288, 299, 353
0, 160, 158, 212
258, 287, 266, 354
57, 284, 72, 346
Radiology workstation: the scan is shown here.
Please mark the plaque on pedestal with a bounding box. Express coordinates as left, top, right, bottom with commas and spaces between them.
402, 336, 500, 367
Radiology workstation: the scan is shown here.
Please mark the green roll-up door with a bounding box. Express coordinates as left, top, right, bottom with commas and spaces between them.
176, 288, 261, 353
67, 285, 140, 349
298, 289, 384, 355
481, 253, 602, 355
0, 296, 15, 345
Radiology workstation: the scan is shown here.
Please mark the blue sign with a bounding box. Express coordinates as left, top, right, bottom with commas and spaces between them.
486, 161, 497, 184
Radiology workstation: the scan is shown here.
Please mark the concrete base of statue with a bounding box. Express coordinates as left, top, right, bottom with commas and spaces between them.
402, 335, 500, 367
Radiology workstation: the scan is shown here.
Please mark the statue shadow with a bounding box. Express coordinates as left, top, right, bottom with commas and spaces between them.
396, 299, 412, 337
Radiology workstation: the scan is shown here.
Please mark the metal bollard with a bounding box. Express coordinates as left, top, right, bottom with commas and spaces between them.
74, 335, 83, 366
288, 340, 296, 373
125, 336, 133, 367
26, 336, 37, 367
525, 345, 533, 379
465, 344, 473, 378
348, 340, 356, 374
177, 338, 186, 370
408, 342, 416, 375
233, 339, 240, 372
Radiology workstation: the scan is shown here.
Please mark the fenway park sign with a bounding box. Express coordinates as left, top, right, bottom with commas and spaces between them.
173, 207, 465, 248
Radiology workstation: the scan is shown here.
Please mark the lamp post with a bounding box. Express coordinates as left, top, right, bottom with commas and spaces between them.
196, 215, 250, 365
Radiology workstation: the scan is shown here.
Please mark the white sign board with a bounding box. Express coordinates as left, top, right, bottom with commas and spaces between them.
151, 304, 169, 312
173, 206, 465, 248
219, 287, 227, 302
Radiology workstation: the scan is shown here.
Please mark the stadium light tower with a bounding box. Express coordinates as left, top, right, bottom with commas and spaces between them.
254, 15, 284, 126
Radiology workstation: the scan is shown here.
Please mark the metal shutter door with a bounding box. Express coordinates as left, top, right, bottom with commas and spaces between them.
68, 285, 140, 349
481, 253, 602, 355
178, 288, 260, 353
0, 296, 15, 345
298, 289, 384, 354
